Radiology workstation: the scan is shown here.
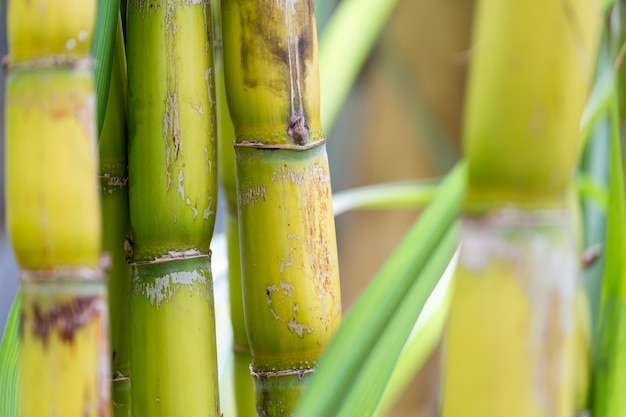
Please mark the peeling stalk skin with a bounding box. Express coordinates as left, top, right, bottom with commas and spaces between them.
126, 1, 221, 416
8, 0, 96, 62
129, 256, 220, 416
99, 20, 132, 417
127, 0, 217, 261
463, 0, 600, 213
442, 217, 578, 417
20, 280, 110, 417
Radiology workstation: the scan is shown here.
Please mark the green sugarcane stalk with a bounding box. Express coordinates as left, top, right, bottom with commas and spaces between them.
5, 1, 110, 416
441, 0, 601, 416
221, 0, 342, 414
212, 0, 255, 414
125, 0, 220, 415
99, 15, 132, 417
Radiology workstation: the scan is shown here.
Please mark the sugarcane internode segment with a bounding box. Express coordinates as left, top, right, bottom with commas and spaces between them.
442, 209, 579, 417
8, 0, 96, 63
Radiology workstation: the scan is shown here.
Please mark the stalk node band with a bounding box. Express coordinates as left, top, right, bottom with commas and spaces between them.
250, 365, 315, 381
99, 173, 129, 188
129, 249, 211, 266
234, 138, 326, 151
463, 207, 572, 228
19, 267, 104, 282
3, 55, 95, 73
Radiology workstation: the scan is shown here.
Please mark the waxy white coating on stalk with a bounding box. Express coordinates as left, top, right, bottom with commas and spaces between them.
241, 185, 268, 207
460, 217, 577, 409
136, 270, 208, 309
265, 281, 314, 338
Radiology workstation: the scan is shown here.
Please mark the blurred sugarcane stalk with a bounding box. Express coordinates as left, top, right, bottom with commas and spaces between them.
125, 0, 220, 416
221, 0, 342, 414
5, 0, 110, 416
441, 1, 601, 416
212, 0, 256, 414
99, 15, 132, 417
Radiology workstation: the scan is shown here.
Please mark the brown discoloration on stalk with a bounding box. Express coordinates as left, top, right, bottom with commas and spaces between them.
28, 296, 103, 345
237, 0, 316, 145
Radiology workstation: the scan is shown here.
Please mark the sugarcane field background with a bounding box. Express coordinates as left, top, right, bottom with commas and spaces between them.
1, 0, 625, 416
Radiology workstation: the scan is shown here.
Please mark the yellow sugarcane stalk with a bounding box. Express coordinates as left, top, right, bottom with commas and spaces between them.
213, 0, 255, 413
441, 1, 600, 416
221, 0, 342, 414
6, 1, 109, 416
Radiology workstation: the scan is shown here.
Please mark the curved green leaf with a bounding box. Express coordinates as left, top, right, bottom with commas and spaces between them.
0, 289, 20, 417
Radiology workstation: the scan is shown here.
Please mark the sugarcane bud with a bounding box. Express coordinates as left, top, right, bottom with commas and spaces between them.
288, 112, 310, 145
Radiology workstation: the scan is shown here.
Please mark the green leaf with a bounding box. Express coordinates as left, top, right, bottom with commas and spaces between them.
592, 91, 626, 416
332, 180, 438, 216
92, 0, 121, 136
319, 0, 400, 131
374, 251, 456, 416
0, 289, 20, 417
294, 162, 466, 417
578, 173, 610, 212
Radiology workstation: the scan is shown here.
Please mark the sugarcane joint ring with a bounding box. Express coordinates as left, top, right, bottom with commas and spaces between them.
234, 138, 326, 151
250, 365, 315, 382
19, 266, 104, 282
2, 55, 94, 74
462, 207, 572, 228
129, 249, 211, 267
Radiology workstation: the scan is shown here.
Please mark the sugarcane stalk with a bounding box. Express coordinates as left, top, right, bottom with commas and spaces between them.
221, 0, 342, 414
125, 1, 220, 416
213, 0, 255, 413
441, 0, 600, 416
99, 16, 131, 417
5, 1, 109, 416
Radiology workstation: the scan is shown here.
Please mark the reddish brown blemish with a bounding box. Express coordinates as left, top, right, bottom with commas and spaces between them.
31, 296, 101, 345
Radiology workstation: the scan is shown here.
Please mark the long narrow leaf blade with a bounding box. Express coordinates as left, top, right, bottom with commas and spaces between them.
593, 93, 626, 416
0, 290, 20, 417
333, 180, 438, 216
319, 0, 399, 130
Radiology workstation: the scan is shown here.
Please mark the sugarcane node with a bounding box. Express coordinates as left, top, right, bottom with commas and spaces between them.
30, 296, 103, 346
250, 366, 315, 381
128, 249, 210, 266
288, 112, 310, 145
235, 139, 325, 150
462, 207, 572, 228
2, 55, 94, 73
99, 173, 129, 188
20, 267, 105, 282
